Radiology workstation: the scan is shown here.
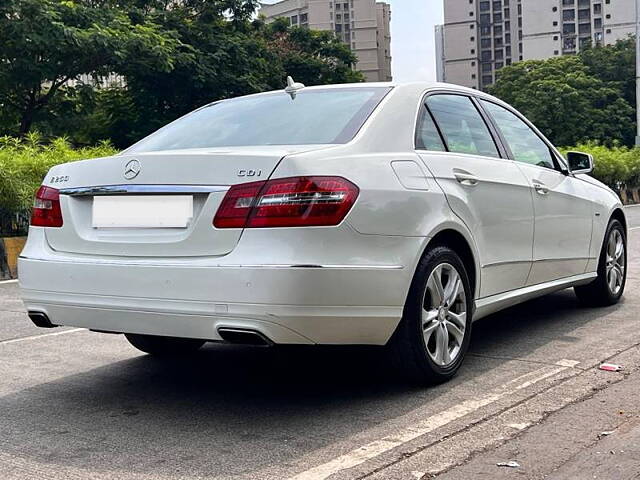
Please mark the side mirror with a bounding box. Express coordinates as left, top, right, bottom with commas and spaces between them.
566, 151, 593, 175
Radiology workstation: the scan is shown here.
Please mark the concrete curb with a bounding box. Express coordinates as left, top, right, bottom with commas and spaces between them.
0, 237, 26, 280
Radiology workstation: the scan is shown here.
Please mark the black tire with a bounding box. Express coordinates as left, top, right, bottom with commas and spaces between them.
125, 333, 206, 356
575, 218, 627, 307
387, 245, 473, 385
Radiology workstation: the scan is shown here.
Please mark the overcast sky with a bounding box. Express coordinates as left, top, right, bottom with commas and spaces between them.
385, 0, 444, 81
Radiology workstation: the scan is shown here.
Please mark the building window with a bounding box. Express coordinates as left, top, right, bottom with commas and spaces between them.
494, 25, 503, 35
480, 13, 491, 24
291, 15, 298, 25
504, 8, 510, 18
470, 24, 475, 29
578, 0, 589, 5
594, 3, 602, 14
553, 35, 559, 40
552, 6, 558, 12
480, 1, 490, 11
554, 50, 559, 55
506, 45, 511, 56
493, 1, 502, 10
471, 48, 476, 54
482, 75, 493, 85
481, 26, 491, 35
335, 24, 342, 32
505, 33, 511, 43
481, 50, 492, 60
494, 49, 504, 60
495, 37, 504, 47
481, 38, 492, 48
506, 58, 512, 65
495, 61, 503, 69
564, 37, 576, 50
335, 2, 340, 9
336, 13, 341, 21
563, 23, 575, 34
594, 18, 602, 28
578, 8, 590, 20
563, 10, 575, 21
562, 0, 574, 4
472, 73, 477, 79
482, 63, 492, 72
470, 11, 474, 16
606, 28, 611, 33
605, 14, 611, 19
579, 23, 591, 34
493, 12, 503, 22
553, 20, 558, 26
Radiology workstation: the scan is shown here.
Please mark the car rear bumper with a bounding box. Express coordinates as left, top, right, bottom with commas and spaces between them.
19, 228, 425, 345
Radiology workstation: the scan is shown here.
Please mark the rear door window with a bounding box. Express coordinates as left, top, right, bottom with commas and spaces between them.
426, 94, 500, 158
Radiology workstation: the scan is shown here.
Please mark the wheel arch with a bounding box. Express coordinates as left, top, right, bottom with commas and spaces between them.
610, 207, 627, 234
423, 227, 480, 300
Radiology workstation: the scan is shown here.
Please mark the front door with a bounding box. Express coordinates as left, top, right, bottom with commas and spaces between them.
478, 99, 593, 285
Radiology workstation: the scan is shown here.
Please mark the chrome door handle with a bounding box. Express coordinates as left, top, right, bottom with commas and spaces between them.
533, 182, 549, 195
454, 172, 479, 186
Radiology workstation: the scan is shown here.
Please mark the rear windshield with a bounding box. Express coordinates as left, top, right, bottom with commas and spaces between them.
127, 87, 391, 153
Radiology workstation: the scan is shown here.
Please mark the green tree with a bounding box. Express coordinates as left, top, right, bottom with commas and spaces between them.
488, 40, 636, 147
0, 0, 187, 136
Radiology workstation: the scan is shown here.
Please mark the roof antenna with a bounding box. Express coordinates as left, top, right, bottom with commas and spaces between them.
285, 76, 305, 99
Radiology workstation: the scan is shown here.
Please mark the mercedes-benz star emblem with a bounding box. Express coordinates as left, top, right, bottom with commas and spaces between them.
124, 159, 141, 180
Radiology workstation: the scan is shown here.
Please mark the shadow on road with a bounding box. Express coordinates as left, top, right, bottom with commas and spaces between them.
0, 288, 623, 478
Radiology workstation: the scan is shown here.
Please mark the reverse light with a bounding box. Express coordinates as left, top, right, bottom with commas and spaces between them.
31, 186, 63, 227
213, 176, 359, 228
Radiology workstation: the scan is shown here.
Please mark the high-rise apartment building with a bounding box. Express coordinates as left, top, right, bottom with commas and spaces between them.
260, 0, 393, 82
436, 0, 635, 91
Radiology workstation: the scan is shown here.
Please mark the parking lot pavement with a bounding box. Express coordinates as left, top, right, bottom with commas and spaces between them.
1, 206, 639, 480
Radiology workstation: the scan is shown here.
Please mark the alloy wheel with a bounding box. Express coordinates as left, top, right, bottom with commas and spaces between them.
606, 229, 625, 296
422, 263, 467, 367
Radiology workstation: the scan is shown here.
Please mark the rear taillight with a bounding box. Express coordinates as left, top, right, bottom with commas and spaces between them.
213, 176, 359, 229
31, 186, 63, 228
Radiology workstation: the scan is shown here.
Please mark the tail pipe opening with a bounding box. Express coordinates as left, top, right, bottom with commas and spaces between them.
217, 328, 273, 346
28, 311, 57, 329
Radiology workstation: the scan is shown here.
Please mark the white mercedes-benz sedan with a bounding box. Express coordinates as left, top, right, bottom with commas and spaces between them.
19, 81, 627, 383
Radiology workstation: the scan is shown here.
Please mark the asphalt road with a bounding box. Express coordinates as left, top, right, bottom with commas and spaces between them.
1, 206, 640, 480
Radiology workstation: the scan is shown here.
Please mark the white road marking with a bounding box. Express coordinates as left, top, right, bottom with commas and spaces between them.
0, 279, 18, 284
289, 360, 578, 480
0, 328, 84, 345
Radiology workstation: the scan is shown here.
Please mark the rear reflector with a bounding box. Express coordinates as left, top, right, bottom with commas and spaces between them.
31, 186, 63, 228
213, 176, 359, 228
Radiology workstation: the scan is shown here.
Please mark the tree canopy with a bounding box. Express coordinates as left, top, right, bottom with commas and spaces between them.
488, 37, 636, 147
0, 0, 364, 147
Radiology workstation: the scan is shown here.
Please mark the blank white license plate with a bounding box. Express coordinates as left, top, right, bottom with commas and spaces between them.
92, 196, 193, 228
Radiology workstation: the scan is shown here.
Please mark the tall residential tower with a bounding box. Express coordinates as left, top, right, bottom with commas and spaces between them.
260, 0, 392, 82
436, 0, 635, 90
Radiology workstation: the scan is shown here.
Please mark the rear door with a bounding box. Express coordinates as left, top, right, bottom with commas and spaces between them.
477, 99, 593, 285
416, 93, 534, 298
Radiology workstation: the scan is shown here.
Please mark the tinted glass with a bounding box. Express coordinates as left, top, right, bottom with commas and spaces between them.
415, 108, 446, 151
480, 100, 556, 169
426, 95, 500, 158
128, 88, 390, 153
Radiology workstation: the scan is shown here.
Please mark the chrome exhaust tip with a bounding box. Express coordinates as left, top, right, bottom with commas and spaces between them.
28, 311, 57, 329
217, 328, 273, 346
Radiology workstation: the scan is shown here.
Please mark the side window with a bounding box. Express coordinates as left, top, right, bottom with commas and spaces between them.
480, 100, 556, 170
426, 94, 500, 158
415, 107, 446, 151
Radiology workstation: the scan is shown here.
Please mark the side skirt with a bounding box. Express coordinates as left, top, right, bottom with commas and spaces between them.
473, 272, 597, 321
